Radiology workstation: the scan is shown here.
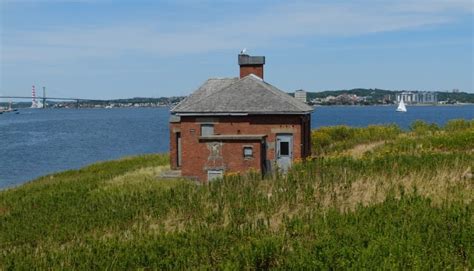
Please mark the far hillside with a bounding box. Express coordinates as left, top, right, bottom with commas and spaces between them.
302, 88, 474, 104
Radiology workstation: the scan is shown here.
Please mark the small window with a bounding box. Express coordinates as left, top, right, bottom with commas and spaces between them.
201, 124, 214, 136
208, 170, 223, 181
243, 146, 253, 158
280, 142, 289, 156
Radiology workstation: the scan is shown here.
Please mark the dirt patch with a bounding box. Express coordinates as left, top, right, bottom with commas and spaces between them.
344, 141, 386, 158
104, 165, 169, 186
0, 206, 10, 216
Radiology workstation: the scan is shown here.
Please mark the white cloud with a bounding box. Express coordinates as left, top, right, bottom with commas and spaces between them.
2, 0, 473, 62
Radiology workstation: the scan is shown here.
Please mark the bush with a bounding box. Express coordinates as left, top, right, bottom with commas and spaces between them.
444, 119, 474, 132
311, 131, 332, 154
311, 124, 401, 155
410, 120, 439, 135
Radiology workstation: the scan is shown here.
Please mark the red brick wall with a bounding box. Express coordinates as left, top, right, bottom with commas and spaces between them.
169, 122, 180, 169
240, 65, 264, 79
170, 114, 311, 182
182, 140, 262, 181
221, 141, 261, 174
178, 120, 265, 181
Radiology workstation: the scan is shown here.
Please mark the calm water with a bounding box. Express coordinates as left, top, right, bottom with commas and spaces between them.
1, 105, 473, 189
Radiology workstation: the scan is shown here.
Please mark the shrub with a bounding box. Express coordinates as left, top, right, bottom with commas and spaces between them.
444, 119, 474, 132
410, 120, 439, 135
311, 124, 401, 155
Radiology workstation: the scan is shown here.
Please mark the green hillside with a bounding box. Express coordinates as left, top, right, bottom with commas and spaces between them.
305, 88, 474, 104
1, 120, 473, 269
308, 88, 392, 99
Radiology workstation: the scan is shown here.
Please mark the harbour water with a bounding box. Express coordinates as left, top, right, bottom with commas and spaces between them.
0, 105, 473, 189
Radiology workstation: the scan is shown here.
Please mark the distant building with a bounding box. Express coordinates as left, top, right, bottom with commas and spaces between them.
396, 92, 416, 104
169, 53, 313, 182
418, 92, 438, 103
335, 94, 358, 104
294, 89, 307, 103
383, 94, 393, 103
324, 95, 336, 102
396, 92, 437, 104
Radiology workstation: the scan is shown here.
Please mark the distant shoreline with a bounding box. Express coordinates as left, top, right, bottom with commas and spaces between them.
3, 103, 473, 110
312, 103, 474, 107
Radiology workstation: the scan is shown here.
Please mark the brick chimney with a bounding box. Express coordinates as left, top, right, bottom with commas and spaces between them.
238, 54, 265, 79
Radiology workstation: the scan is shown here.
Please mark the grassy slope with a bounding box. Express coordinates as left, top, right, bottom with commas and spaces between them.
0, 120, 473, 269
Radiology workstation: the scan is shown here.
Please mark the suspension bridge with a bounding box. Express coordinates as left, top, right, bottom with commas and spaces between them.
0, 95, 110, 108
0, 85, 111, 108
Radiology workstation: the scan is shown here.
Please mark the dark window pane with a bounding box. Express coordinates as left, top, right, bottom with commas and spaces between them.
280, 142, 289, 156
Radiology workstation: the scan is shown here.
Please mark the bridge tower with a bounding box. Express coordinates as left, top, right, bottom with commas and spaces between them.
42, 87, 46, 109
31, 85, 38, 108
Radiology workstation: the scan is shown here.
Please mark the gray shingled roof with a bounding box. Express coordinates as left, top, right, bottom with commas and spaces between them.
171, 74, 313, 115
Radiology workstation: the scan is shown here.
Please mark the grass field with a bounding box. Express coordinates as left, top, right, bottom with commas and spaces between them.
0, 120, 473, 269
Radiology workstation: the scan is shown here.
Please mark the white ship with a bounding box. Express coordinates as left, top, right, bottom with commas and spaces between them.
396, 99, 407, 112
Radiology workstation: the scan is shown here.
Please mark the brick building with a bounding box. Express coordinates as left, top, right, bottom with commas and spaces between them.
169, 53, 313, 182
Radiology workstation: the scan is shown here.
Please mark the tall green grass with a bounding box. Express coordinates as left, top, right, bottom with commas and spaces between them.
409, 119, 473, 136
369, 119, 474, 155
312, 119, 474, 156
0, 120, 472, 269
311, 124, 401, 155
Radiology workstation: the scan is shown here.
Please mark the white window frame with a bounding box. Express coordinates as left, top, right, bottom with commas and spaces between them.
243, 146, 253, 158
207, 169, 223, 181
201, 124, 214, 136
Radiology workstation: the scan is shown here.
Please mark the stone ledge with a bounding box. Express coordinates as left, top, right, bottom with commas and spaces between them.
159, 170, 182, 178
199, 134, 267, 141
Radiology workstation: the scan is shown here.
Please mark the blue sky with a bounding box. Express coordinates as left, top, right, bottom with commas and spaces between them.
1, 0, 473, 99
